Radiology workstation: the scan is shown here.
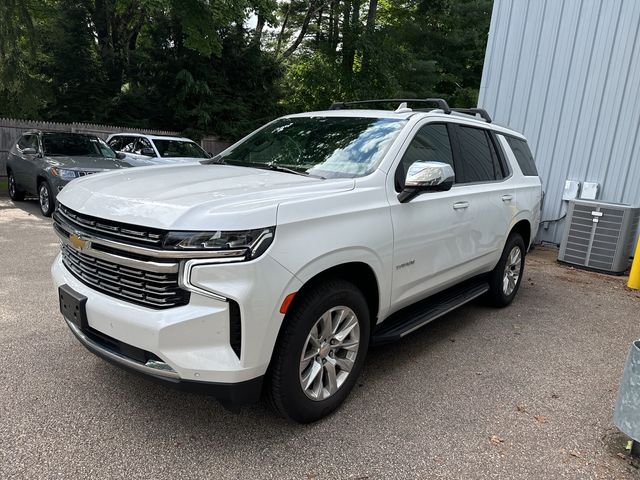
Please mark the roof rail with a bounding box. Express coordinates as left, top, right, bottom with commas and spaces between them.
450, 108, 492, 123
329, 98, 452, 114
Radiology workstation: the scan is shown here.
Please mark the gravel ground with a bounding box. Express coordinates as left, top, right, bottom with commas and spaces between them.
1, 197, 639, 479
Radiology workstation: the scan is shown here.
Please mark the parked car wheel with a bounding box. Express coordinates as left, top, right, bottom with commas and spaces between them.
38, 180, 55, 217
267, 279, 370, 423
7, 170, 26, 201
487, 232, 525, 307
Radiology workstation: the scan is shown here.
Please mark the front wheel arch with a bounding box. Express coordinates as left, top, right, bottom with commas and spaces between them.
285, 261, 380, 333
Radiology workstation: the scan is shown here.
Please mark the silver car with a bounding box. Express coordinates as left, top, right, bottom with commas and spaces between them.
6, 131, 132, 216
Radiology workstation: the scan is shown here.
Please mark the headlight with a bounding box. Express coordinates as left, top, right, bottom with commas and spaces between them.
163, 227, 275, 260
50, 167, 78, 181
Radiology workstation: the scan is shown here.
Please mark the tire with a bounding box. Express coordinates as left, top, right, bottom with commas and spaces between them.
7, 170, 25, 201
38, 180, 55, 217
486, 232, 526, 307
267, 279, 370, 423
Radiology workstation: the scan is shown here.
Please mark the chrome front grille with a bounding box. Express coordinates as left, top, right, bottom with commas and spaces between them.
61, 244, 189, 309
57, 204, 164, 247
54, 204, 191, 310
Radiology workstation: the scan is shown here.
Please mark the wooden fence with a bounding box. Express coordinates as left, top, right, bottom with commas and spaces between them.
0, 118, 231, 176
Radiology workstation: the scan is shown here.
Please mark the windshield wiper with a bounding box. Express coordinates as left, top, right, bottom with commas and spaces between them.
202, 154, 226, 164
204, 158, 324, 179
262, 163, 324, 179
265, 163, 311, 177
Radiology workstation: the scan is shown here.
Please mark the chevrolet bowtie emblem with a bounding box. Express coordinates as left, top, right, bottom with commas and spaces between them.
69, 233, 88, 251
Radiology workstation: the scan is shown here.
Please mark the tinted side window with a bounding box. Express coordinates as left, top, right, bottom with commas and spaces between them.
108, 137, 122, 151
396, 124, 454, 191
119, 136, 138, 153
134, 137, 154, 156
454, 126, 500, 183
17, 134, 37, 150
506, 136, 538, 176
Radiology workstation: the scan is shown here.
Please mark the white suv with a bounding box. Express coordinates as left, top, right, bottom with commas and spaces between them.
106, 133, 210, 166
51, 99, 542, 422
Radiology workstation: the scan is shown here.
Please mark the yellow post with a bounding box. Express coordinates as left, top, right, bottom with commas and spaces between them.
629, 235, 640, 290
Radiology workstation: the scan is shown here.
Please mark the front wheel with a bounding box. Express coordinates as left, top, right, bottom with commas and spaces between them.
38, 180, 55, 217
267, 279, 370, 423
486, 233, 526, 307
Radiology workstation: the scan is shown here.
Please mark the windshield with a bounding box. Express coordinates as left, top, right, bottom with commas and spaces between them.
208, 116, 407, 178
152, 139, 209, 158
43, 133, 117, 158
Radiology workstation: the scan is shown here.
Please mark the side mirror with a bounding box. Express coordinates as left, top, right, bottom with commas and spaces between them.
115, 152, 126, 160
398, 161, 455, 203
141, 147, 155, 157
23, 147, 38, 155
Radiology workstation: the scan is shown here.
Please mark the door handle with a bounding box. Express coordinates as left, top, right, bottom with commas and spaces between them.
453, 201, 470, 210
501, 194, 513, 202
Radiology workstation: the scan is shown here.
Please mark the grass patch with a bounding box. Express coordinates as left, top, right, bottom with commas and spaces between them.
0, 178, 7, 192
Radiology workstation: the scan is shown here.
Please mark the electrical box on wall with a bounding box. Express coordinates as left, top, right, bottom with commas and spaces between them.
581, 182, 600, 200
563, 180, 581, 201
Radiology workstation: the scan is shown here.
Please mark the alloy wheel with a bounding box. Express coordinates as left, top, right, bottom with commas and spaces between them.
8, 174, 16, 197
39, 183, 50, 213
503, 246, 522, 295
299, 306, 360, 401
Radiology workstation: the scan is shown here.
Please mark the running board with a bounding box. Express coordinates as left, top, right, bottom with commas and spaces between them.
371, 277, 490, 346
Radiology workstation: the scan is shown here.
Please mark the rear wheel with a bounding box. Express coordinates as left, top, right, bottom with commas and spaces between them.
267, 279, 370, 423
7, 171, 25, 201
38, 180, 55, 217
486, 233, 525, 307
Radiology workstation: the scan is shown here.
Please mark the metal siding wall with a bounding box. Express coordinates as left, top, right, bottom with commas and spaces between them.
479, 0, 640, 244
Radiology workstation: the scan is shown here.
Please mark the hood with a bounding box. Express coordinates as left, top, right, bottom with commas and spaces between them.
56, 163, 355, 230
46, 155, 132, 171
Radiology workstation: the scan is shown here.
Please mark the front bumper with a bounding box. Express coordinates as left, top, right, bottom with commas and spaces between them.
49, 176, 70, 195
52, 251, 301, 395
64, 316, 263, 404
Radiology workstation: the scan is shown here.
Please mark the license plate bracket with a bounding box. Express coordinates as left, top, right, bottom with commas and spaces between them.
59, 284, 88, 330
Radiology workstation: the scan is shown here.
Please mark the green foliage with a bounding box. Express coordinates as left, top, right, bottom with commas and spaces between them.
38, 1, 107, 123
0, 0, 492, 140
283, 53, 342, 111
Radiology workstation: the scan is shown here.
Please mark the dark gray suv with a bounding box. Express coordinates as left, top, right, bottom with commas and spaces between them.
6, 131, 132, 216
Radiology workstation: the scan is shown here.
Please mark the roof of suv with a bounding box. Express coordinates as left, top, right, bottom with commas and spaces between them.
22, 130, 100, 137
287, 97, 526, 140
109, 133, 196, 142
287, 108, 525, 140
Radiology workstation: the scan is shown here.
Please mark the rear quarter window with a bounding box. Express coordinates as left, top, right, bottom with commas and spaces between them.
506, 137, 538, 176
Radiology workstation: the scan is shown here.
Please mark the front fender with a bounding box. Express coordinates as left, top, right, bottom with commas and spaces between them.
274, 245, 391, 322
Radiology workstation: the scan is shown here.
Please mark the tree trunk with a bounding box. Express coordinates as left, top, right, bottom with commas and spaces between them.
362, 0, 377, 70
253, 13, 266, 46
365, 0, 377, 34
282, 0, 316, 58
327, 2, 334, 54
275, 2, 292, 55
333, 1, 340, 52
341, 0, 352, 73
315, 6, 323, 46
342, 0, 360, 75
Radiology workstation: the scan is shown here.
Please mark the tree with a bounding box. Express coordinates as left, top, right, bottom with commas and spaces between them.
0, 0, 493, 139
